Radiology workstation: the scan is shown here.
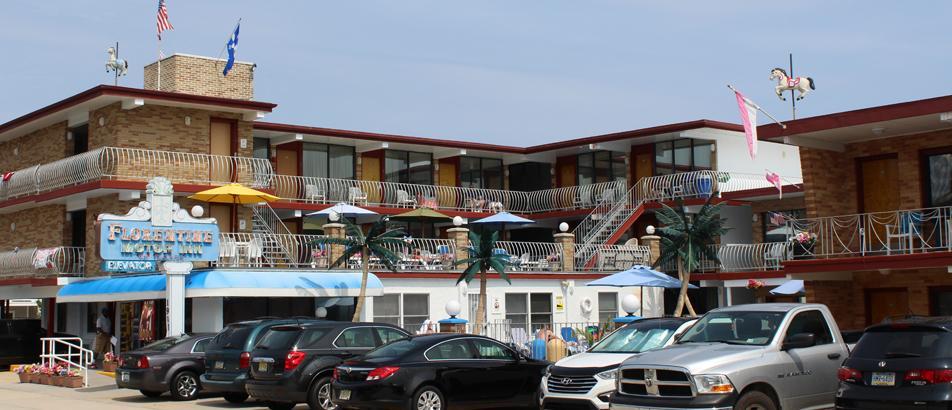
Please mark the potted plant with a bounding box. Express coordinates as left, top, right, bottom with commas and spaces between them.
26, 364, 40, 383
37, 363, 54, 385
13, 364, 30, 383
61, 369, 84, 388
791, 231, 817, 258
102, 352, 117, 372
51, 364, 67, 387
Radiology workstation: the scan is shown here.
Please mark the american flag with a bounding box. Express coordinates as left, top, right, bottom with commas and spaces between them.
156, 0, 173, 40
769, 212, 787, 226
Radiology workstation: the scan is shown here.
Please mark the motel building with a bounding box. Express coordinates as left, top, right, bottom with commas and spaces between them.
0, 54, 805, 350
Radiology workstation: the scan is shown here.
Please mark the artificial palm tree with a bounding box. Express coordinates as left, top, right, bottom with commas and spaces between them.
313, 216, 408, 322
654, 198, 729, 317
455, 230, 510, 329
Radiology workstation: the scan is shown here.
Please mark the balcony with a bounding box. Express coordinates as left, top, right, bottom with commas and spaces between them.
0, 246, 85, 278
272, 175, 625, 214
0, 147, 273, 202
575, 244, 652, 271
787, 206, 952, 260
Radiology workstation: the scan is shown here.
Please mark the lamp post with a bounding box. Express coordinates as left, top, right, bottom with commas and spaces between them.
438, 300, 467, 333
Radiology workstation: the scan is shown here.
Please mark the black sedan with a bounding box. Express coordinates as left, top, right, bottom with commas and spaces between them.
331, 333, 549, 410
116, 333, 214, 400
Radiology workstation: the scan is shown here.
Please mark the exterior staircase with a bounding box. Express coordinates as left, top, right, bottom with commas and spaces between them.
250, 204, 298, 267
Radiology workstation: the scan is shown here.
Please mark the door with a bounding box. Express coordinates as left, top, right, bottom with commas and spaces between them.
775, 309, 842, 409
209, 204, 232, 233
866, 288, 909, 325
210, 120, 235, 183
858, 156, 900, 213
437, 158, 458, 209
469, 338, 526, 405
275, 147, 299, 199
425, 339, 482, 406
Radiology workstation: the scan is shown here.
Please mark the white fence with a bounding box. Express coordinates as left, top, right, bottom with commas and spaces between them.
437, 320, 613, 361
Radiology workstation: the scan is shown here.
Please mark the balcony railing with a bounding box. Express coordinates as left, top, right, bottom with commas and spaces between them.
215, 232, 331, 268
0, 246, 85, 278
575, 244, 652, 272
272, 175, 625, 214
787, 206, 952, 259
1, 147, 273, 202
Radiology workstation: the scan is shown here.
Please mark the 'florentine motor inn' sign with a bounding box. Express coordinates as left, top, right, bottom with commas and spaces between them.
100, 221, 219, 261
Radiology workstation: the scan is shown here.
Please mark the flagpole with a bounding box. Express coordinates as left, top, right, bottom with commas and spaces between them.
215, 18, 242, 76
789, 53, 796, 120
727, 85, 786, 129
157, 37, 162, 91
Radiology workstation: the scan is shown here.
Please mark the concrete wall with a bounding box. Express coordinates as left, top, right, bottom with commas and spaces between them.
682, 128, 802, 180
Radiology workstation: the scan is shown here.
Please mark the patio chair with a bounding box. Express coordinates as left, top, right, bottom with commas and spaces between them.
348, 186, 368, 205
304, 184, 326, 203
509, 328, 530, 356
763, 242, 789, 269
246, 237, 264, 267
396, 189, 417, 208
886, 211, 923, 255
560, 327, 578, 344
219, 237, 238, 266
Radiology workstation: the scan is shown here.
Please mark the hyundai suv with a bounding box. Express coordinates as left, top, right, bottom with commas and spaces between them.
244, 321, 408, 410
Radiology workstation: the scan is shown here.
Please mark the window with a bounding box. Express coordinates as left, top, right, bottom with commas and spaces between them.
253, 137, 270, 161
471, 338, 515, 360
298, 328, 331, 349
302, 143, 355, 180
577, 151, 626, 185
655, 139, 713, 175
426, 339, 476, 360
505, 293, 552, 331
508, 162, 552, 191
923, 148, 952, 207
598, 293, 618, 324
385, 150, 432, 185
931, 288, 952, 316
762, 209, 806, 242
389, 221, 435, 239
372, 294, 430, 330
784, 310, 833, 345
375, 327, 407, 344
460, 157, 503, 190
191, 338, 211, 353
335, 327, 377, 348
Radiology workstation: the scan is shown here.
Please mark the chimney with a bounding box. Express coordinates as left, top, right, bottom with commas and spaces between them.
143, 54, 254, 100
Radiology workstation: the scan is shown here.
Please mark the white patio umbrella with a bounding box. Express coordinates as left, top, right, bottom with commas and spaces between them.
306, 202, 379, 224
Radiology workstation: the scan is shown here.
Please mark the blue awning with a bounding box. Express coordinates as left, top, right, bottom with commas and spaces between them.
57, 269, 383, 303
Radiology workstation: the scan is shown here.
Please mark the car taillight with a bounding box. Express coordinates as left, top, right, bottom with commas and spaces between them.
366, 366, 400, 381
904, 369, 952, 385
284, 350, 307, 371
117, 357, 124, 367
137, 356, 150, 369
332, 367, 340, 380
239, 352, 250, 369
837, 367, 862, 383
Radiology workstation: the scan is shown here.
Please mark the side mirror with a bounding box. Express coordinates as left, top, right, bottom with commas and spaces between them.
782, 333, 816, 351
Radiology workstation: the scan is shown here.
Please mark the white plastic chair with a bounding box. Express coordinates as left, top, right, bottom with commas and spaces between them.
246, 237, 264, 267
349, 187, 368, 204
220, 238, 238, 266
396, 190, 417, 208
304, 184, 326, 203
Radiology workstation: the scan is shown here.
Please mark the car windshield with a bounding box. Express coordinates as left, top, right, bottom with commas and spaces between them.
589, 322, 679, 353
678, 311, 785, 346
363, 338, 419, 360
255, 327, 302, 350
851, 327, 952, 359
210, 324, 254, 350
141, 335, 192, 351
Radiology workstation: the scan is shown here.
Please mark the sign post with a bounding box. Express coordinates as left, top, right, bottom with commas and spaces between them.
98, 177, 219, 337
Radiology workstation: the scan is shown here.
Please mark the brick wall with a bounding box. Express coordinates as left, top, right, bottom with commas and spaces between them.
144, 54, 254, 100
801, 130, 952, 218
0, 122, 68, 172
807, 267, 950, 329
0, 205, 66, 249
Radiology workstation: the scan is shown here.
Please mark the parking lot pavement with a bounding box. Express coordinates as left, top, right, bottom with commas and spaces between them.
0, 372, 304, 409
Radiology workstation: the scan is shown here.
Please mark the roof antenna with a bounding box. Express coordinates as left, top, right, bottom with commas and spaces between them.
105, 42, 129, 86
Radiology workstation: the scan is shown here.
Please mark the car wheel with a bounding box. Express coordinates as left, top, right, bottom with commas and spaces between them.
411, 386, 444, 410
734, 391, 777, 410
139, 390, 163, 398
223, 392, 249, 403
267, 402, 297, 410
308, 376, 336, 410
169, 371, 200, 401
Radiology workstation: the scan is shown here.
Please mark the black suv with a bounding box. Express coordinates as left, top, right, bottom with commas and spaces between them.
245, 322, 409, 410
837, 317, 952, 409
200, 318, 322, 403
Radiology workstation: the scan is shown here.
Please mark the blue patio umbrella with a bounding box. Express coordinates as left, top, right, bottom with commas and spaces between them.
769, 280, 804, 295
470, 212, 535, 236
306, 202, 379, 224
587, 265, 698, 319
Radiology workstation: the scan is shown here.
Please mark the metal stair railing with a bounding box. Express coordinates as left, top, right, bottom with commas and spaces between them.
40, 337, 94, 387
249, 204, 297, 266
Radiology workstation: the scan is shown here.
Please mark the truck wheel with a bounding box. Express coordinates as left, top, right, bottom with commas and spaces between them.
223, 392, 249, 403
734, 391, 777, 410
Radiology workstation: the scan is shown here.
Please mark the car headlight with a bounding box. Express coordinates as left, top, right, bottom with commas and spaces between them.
595, 368, 618, 381
693, 374, 735, 394
544, 365, 552, 378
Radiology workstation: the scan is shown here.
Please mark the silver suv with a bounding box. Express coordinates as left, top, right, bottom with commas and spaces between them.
611, 303, 848, 410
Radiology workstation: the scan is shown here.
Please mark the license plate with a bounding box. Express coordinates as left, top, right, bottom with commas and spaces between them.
871, 372, 896, 386
338, 389, 351, 400
257, 361, 268, 372
214, 361, 224, 369
120, 372, 129, 382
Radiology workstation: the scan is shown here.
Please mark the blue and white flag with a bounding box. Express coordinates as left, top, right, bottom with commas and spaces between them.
223, 22, 240, 76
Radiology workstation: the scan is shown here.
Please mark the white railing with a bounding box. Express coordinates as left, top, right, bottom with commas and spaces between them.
437, 320, 611, 360
576, 244, 652, 272
701, 242, 791, 272
40, 337, 93, 387
216, 232, 330, 268
359, 238, 458, 271
272, 174, 625, 214
0, 246, 85, 278
787, 206, 952, 259
494, 241, 565, 272
1, 147, 274, 201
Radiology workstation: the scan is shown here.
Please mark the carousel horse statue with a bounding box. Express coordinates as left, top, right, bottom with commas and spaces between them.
770, 67, 815, 101
106, 47, 128, 77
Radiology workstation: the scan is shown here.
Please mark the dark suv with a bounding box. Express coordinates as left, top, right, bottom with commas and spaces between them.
200, 318, 321, 403
245, 322, 409, 410
837, 317, 952, 409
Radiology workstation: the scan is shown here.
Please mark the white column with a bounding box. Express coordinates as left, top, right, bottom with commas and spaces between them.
191, 297, 223, 333
163, 261, 193, 337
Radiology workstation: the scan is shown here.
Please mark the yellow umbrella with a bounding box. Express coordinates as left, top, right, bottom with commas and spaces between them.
188, 183, 279, 204
189, 183, 279, 231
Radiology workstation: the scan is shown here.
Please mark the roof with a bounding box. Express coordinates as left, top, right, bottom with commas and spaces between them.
868, 316, 952, 331
0, 85, 277, 142
712, 303, 823, 313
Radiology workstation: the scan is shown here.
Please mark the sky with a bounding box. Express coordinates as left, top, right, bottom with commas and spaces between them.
2, 1, 952, 145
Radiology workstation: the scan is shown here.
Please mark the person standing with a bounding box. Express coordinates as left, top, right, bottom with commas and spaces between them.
93, 307, 112, 367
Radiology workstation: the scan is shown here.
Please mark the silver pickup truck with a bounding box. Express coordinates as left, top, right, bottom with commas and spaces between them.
610, 303, 848, 410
